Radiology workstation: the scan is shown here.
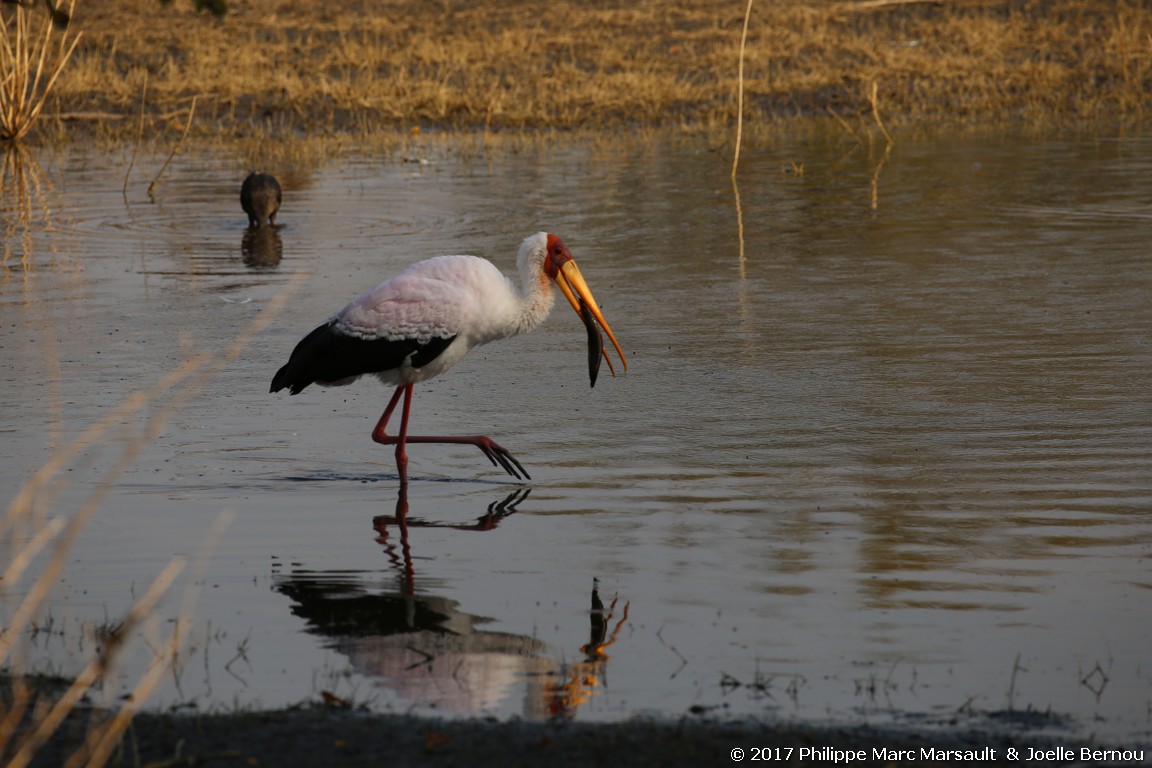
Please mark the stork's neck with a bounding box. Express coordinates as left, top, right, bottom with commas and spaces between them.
513, 257, 557, 335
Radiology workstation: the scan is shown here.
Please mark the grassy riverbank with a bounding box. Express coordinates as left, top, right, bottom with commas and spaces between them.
29, 0, 1152, 145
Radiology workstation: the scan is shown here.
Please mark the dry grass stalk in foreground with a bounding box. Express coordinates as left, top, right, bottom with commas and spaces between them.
0, 279, 300, 767
0, 0, 82, 141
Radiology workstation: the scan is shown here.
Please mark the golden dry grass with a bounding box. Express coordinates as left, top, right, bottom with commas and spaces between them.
23, 0, 1152, 143
0, 0, 82, 141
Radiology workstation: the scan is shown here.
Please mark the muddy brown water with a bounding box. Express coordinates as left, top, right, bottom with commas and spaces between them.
2, 130, 1150, 741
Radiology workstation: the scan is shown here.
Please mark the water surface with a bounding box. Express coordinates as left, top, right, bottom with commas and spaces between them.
2, 130, 1150, 741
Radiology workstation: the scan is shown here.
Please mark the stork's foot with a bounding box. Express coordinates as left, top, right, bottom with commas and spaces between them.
373, 433, 531, 482
470, 436, 530, 481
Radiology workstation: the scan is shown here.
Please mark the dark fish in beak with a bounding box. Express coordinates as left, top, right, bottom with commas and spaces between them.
579, 296, 605, 387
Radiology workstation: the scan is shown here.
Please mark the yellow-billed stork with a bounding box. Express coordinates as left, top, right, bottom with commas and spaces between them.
270, 232, 626, 484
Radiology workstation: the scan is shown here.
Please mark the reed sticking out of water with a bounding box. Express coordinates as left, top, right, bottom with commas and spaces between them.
869, 80, 894, 147
147, 94, 196, 195
0, 0, 81, 142
122, 73, 147, 199
732, 0, 754, 280
732, 0, 754, 182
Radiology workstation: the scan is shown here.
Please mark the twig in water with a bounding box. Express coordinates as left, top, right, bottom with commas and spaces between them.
826, 106, 861, 142
869, 80, 893, 147
655, 623, 688, 679
1080, 659, 1110, 699
224, 630, 253, 685
733, 173, 746, 279
148, 95, 197, 196
1006, 652, 1025, 712
870, 141, 892, 210
123, 73, 147, 200
784, 675, 804, 703
731, 0, 755, 279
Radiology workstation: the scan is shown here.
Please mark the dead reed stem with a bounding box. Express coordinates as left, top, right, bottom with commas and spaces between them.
732, 0, 754, 280
0, 516, 64, 588
147, 95, 196, 195
869, 80, 894, 147
826, 106, 861, 142
122, 72, 147, 199
870, 143, 891, 210
733, 175, 746, 280
731, 0, 754, 181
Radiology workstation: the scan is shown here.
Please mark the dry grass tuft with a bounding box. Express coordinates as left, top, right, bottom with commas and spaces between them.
0, 0, 82, 142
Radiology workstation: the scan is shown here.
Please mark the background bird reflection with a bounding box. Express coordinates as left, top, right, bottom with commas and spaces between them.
241, 226, 282, 268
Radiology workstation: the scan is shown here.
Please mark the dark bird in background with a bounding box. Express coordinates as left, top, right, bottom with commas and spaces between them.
240, 172, 282, 228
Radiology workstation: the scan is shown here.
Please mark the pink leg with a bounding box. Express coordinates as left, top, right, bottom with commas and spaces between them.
369, 384, 530, 482
371, 384, 413, 483
370, 385, 407, 443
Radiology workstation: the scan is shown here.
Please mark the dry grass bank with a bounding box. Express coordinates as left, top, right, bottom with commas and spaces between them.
26, 0, 1152, 144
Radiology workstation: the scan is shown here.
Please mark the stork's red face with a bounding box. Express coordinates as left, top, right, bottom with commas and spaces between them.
544, 234, 628, 387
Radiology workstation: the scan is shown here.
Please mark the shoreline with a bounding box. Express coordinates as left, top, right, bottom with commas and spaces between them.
21, 698, 1142, 768
7, 673, 1143, 767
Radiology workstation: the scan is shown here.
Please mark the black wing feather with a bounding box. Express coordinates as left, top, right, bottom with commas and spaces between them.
270, 321, 457, 395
